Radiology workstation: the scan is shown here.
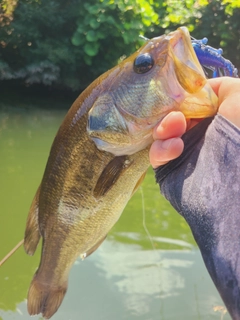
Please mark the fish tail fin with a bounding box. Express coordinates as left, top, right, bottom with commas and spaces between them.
24, 186, 41, 255
27, 274, 67, 319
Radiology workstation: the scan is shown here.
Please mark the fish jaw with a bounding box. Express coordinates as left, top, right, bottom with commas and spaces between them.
167, 26, 219, 118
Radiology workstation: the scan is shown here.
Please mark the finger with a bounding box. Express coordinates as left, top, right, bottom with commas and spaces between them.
207, 77, 224, 97
149, 137, 184, 168
208, 77, 240, 104
208, 77, 240, 128
153, 111, 187, 141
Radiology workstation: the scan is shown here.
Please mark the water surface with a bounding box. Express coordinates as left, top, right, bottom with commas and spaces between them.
0, 102, 230, 320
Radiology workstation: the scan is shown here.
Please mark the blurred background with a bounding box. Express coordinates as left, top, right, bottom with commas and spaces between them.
0, 0, 239, 319
0, 0, 239, 92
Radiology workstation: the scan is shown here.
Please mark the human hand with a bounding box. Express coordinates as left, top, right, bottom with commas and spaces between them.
151, 76, 240, 319
149, 77, 240, 168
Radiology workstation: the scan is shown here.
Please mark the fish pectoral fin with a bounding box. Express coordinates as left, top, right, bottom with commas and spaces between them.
93, 155, 131, 198
24, 186, 41, 256
82, 235, 107, 259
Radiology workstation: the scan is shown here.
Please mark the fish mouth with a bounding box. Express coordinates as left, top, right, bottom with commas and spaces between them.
168, 27, 206, 93
167, 27, 218, 118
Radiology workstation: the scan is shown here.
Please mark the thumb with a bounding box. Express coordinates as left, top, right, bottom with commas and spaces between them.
208, 77, 240, 128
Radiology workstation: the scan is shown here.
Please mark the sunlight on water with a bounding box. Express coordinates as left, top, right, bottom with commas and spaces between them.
0, 104, 230, 320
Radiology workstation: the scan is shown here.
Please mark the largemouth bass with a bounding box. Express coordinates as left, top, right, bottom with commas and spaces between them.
24, 27, 218, 319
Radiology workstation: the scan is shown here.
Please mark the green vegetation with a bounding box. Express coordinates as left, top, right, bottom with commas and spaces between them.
0, 0, 239, 91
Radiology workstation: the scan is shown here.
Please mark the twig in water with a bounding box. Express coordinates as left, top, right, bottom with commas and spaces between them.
0, 239, 24, 267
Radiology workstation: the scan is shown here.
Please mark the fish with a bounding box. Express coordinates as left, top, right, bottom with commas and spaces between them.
24, 26, 218, 319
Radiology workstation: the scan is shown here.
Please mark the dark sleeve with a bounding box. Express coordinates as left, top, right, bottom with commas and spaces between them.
155, 114, 240, 320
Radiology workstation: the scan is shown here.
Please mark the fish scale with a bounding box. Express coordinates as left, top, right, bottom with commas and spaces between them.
24, 27, 218, 319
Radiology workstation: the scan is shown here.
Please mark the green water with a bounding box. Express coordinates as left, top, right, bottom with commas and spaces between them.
0, 101, 230, 320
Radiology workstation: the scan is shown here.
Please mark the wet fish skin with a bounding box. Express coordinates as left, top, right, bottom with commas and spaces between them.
24, 71, 151, 319
24, 27, 218, 319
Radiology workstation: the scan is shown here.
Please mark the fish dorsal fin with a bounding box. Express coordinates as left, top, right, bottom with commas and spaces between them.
80, 235, 107, 260
93, 155, 131, 198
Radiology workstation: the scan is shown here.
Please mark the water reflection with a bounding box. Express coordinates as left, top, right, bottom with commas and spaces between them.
0, 106, 230, 319
0, 240, 230, 320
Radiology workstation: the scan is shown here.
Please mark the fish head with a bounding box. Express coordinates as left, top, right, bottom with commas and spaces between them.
87, 27, 218, 156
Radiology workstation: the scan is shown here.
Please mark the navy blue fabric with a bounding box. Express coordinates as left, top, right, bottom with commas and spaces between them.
155, 114, 240, 320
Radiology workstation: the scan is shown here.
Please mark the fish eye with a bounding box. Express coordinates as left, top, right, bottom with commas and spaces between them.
133, 53, 154, 74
